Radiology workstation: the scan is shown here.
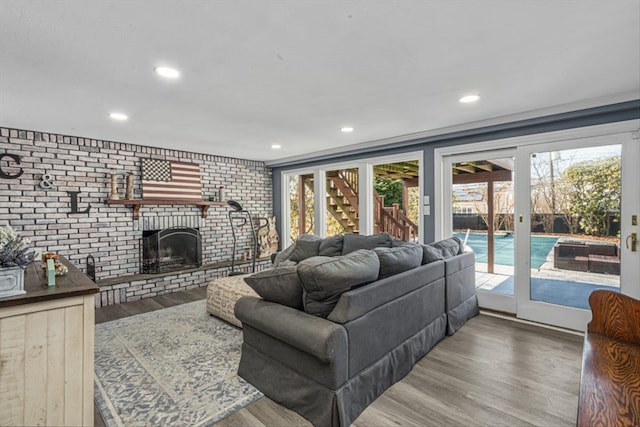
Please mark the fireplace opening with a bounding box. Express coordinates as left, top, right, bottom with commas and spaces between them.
140, 227, 202, 274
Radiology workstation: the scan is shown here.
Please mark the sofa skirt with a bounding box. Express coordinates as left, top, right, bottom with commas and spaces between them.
447, 293, 480, 335
237, 312, 447, 427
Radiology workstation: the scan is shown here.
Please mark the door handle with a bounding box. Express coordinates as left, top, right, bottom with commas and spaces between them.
626, 233, 637, 252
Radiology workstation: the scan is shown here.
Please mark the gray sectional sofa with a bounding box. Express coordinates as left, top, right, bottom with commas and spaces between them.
235, 233, 478, 427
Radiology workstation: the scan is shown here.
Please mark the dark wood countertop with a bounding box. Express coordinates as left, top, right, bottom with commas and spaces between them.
0, 255, 99, 309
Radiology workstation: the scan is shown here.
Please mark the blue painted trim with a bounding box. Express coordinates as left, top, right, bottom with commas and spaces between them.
271, 100, 640, 169
272, 100, 640, 246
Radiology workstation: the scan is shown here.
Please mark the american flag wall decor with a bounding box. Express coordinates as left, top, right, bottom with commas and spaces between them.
141, 159, 203, 200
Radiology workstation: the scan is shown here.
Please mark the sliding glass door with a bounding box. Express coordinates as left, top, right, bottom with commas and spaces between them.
444, 150, 517, 313
439, 122, 640, 330
515, 135, 638, 330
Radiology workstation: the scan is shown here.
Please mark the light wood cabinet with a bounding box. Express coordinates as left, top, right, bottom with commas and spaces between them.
0, 258, 98, 426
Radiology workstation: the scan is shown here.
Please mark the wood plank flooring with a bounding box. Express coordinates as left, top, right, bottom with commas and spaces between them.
94, 288, 584, 427
220, 314, 583, 427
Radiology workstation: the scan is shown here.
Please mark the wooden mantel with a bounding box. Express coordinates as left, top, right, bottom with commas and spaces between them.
106, 199, 226, 219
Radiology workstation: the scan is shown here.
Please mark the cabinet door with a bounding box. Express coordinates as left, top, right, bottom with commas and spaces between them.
0, 296, 94, 426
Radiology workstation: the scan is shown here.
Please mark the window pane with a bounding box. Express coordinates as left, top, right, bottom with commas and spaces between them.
530, 145, 621, 309
288, 173, 314, 244
372, 160, 419, 241
326, 168, 359, 235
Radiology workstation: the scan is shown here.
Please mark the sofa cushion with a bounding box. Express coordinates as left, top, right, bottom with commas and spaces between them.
318, 235, 344, 257
290, 239, 321, 262
243, 266, 304, 309
422, 244, 445, 264
273, 234, 322, 266
374, 243, 423, 279
297, 249, 380, 318
391, 239, 408, 247
429, 237, 464, 259
342, 233, 392, 255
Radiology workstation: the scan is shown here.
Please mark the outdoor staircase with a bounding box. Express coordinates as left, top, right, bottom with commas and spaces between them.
326, 169, 418, 240
326, 170, 359, 233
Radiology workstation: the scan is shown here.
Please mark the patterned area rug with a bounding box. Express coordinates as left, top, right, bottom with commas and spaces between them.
94, 300, 262, 427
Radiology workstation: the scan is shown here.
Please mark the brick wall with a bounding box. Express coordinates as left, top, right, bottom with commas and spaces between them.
0, 127, 273, 306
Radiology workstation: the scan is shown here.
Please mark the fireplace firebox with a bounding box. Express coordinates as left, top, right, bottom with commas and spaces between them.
140, 228, 202, 274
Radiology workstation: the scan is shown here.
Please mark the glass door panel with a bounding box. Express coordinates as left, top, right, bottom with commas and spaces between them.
529, 145, 621, 309
515, 134, 638, 331
326, 168, 359, 236
287, 173, 314, 244
450, 154, 516, 313
372, 160, 420, 241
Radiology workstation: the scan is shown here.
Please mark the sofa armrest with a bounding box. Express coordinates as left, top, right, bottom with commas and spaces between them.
443, 251, 476, 308
235, 296, 347, 364
444, 251, 475, 275
327, 261, 445, 324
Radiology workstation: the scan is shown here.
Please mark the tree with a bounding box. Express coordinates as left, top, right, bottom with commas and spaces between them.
288, 175, 315, 243
530, 153, 558, 233
373, 177, 403, 207
562, 156, 620, 236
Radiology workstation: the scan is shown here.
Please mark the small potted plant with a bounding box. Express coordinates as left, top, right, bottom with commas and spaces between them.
0, 225, 37, 298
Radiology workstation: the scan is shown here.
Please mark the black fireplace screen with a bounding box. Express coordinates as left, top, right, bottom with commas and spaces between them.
140, 228, 202, 274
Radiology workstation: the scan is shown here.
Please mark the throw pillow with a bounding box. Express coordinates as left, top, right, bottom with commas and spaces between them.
428, 236, 464, 259
421, 244, 444, 264
243, 266, 304, 309
374, 243, 423, 279
273, 234, 322, 266
342, 233, 392, 255
318, 234, 344, 257
290, 239, 321, 262
297, 249, 380, 318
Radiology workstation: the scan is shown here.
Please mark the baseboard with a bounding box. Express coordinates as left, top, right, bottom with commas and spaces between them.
479, 309, 584, 336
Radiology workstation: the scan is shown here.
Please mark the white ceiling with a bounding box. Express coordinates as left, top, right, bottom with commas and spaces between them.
1, 1, 638, 163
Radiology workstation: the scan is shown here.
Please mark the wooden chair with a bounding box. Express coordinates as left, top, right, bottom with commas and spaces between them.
577, 290, 640, 426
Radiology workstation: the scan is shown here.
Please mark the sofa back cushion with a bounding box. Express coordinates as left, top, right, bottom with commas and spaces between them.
342, 233, 392, 255
297, 249, 380, 318
273, 234, 321, 266
421, 244, 445, 264
243, 266, 304, 309
374, 243, 423, 279
428, 236, 464, 259
290, 239, 321, 262
318, 235, 344, 257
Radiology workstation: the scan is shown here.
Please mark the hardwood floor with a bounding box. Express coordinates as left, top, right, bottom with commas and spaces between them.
220, 314, 583, 427
94, 289, 584, 427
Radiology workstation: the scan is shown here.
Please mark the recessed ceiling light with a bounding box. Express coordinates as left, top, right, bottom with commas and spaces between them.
271, 144, 282, 149
459, 94, 480, 103
108, 112, 128, 121
341, 127, 354, 133
154, 66, 180, 79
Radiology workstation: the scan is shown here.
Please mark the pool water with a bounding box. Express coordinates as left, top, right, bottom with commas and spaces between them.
454, 232, 558, 269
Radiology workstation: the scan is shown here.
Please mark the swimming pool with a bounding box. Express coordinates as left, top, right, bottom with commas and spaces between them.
453, 232, 558, 269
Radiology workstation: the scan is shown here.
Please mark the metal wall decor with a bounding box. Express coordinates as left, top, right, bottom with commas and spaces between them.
1, 152, 92, 216
39, 173, 56, 189
0, 152, 24, 179
67, 191, 91, 214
